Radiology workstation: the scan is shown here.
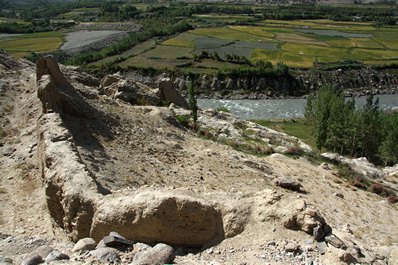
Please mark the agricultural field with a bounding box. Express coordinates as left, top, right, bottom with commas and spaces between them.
107, 19, 397, 72
56, 8, 100, 20
0, 32, 64, 58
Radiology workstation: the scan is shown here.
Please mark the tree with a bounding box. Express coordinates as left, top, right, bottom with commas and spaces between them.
356, 95, 383, 162
188, 75, 198, 129
305, 85, 339, 150
379, 113, 398, 166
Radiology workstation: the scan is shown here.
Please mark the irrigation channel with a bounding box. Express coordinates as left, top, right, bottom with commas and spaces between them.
197, 94, 398, 120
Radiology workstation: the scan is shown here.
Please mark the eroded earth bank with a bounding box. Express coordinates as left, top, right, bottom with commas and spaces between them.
0, 50, 397, 265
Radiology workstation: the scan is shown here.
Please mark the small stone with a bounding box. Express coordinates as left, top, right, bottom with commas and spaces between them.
305, 239, 314, 245
325, 235, 346, 249
90, 247, 120, 263
15, 228, 25, 234
103, 234, 133, 249
20, 255, 42, 265
313, 224, 332, 241
320, 163, 330, 170
96, 239, 106, 249
132, 243, 175, 265
206, 248, 214, 254
285, 243, 299, 253
109, 231, 125, 238
275, 176, 302, 191
339, 251, 356, 263
31, 245, 54, 259
317, 242, 328, 255
134, 242, 151, 252
333, 192, 344, 199
44, 250, 69, 262
72, 238, 96, 252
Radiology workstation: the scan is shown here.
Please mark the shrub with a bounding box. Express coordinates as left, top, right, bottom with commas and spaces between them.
175, 114, 190, 127
216, 106, 230, 113
369, 183, 394, 197
388, 195, 398, 204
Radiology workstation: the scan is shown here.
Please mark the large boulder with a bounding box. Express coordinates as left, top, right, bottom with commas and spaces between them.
158, 77, 189, 109
90, 191, 223, 247
36, 55, 68, 87
36, 56, 92, 117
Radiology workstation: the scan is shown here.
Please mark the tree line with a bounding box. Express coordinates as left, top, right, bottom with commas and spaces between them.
305, 85, 398, 166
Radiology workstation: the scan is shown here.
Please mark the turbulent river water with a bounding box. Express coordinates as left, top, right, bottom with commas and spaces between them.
197, 94, 398, 120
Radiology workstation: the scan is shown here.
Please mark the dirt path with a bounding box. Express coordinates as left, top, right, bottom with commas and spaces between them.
0, 64, 58, 249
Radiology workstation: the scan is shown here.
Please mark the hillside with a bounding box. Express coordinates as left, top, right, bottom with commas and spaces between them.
0, 50, 397, 264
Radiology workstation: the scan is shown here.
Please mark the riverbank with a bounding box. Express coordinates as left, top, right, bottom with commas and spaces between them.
122, 67, 398, 101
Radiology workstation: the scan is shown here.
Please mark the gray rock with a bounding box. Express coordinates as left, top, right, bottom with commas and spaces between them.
132, 243, 175, 265
72, 238, 96, 252
96, 239, 106, 249
285, 243, 300, 253
30, 245, 54, 259
103, 234, 133, 249
333, 192, 344, 199
109, 231, 125, 238
134, 242, 151, 252
313, 224, 332, 241
20, 255, 42, 265
275, 176, 302, 191
317, 241, 328, 255
1, 147, 15, 157
339, 251, 357, 263
325, 235, 346, 249
90, 247, 120, 263
44, 250, 69, 262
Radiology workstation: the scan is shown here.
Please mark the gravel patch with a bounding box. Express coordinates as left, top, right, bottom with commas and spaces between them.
61, 30, 125, 51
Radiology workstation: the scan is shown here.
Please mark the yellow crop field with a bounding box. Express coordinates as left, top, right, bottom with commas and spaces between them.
0, 32, 64, 58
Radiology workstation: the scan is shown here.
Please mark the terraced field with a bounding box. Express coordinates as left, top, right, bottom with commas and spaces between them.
0, 32, 64, 58
92, 19, 398, 72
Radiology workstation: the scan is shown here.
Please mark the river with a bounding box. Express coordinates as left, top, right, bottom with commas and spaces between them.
197, 94, 398, 120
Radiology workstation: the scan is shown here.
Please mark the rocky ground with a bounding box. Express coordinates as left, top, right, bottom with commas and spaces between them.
0, 50, 397, 265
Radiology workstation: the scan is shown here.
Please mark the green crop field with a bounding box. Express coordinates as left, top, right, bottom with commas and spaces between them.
0, 32, 64, 58
91, 18, 398, 72
90, 39, 157, 67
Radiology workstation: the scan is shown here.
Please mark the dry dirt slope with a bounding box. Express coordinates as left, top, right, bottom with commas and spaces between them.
0, 51, 397, 264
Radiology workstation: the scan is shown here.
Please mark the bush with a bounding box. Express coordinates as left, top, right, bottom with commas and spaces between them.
388, 195, 398, 204
216, 106, 230, 113
175, 114, 190, 128
369, 183, 393, 197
